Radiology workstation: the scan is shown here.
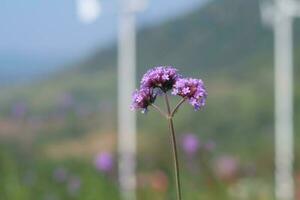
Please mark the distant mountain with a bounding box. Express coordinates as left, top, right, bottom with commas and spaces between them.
74, 0, 275, 75
0, 54, 65, 86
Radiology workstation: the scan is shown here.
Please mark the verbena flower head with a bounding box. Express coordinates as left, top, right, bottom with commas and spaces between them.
172, 78, 207, 110
131, 88, 156, 113
132, 66, 207, 114
141, 66, 179, 92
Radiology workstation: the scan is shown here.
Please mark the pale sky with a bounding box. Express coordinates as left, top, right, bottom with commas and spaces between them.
0, 0, 207, 60
0, 0, 209, 84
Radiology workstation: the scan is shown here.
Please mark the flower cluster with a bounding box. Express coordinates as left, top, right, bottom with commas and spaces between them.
141, 66, 179, 92
130, 88, 156, 113
131, 66, 207, 113
172, 78, 207, 110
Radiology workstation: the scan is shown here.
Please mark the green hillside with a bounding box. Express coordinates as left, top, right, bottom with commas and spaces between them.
78, 0, 273, 74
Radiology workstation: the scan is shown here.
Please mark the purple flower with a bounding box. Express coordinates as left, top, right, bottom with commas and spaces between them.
141, 66, 179, 92
181, 133, 200, 156
94, 152, 114, 173
172, 78, 207, 110
131, 88, 156, 113
53, 167, 68, 183
132, 66, 207, 114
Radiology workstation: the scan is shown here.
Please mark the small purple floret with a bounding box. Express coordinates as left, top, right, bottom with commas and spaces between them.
172, 78, 207, 110
141, 66, 179, 92
131, 88, 156, 113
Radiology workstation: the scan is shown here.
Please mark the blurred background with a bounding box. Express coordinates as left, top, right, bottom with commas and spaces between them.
1, 0, 300, 199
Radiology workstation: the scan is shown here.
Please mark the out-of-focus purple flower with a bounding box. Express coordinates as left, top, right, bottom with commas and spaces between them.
203, 140, 216, 152
181, 133, 200, 156
94, 152, 114, 173
131, 88, 156, 113
214, 155, 239, 182
53, 167, 68, 183
11, 102, 27, 119
140, 66, 179, 92
172, 78, 207, 110
67, 176, 81, 196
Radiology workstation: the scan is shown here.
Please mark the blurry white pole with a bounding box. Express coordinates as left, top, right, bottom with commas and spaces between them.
117, 4, 137, 200
261, 0, 300, 199
274, 8, 294, 200
117, 1, 146, 200
76, 0, 146, 198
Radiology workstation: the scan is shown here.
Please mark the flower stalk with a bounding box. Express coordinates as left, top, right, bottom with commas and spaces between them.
171, 97, 187, 117
164, 93, 182, 200
151, 104, 168, 118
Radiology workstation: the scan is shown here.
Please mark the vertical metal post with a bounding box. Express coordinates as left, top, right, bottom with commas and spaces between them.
260, 1, 298, 199
274, 5, 294, 200
117, 1, 137, 200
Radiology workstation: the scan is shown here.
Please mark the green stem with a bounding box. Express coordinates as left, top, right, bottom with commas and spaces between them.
164, 93, 182, 200
171, 98, 186, 117
151, 104, 167, 118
